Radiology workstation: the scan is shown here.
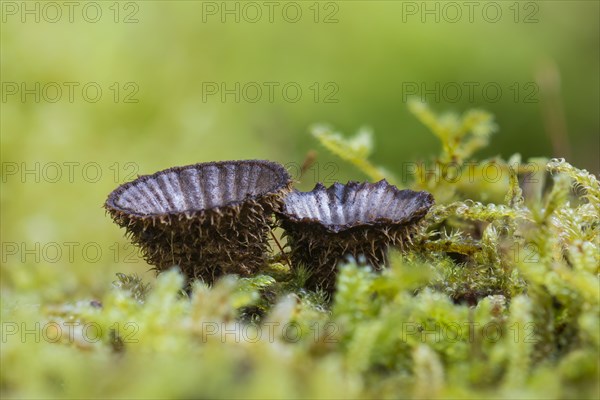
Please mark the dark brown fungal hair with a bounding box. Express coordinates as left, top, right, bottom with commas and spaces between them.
276, 180, 434, 292
105, 160, 292, 284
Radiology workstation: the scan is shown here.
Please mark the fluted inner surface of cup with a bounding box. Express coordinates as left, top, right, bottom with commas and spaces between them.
109, 161, 288, 216
281, 181, 432, 232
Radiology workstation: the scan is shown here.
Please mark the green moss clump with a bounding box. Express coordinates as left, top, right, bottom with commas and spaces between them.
1, 103, 598, 399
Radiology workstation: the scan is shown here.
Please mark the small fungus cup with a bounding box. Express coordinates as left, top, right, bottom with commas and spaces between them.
105, 160, 292, 283
276, 180, 434, 292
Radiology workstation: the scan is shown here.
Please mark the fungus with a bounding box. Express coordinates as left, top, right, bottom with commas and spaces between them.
277, 180, 434, 292
105, 160, 292, 284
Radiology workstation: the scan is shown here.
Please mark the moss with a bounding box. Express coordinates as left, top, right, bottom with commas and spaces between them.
1, 103, 598, 399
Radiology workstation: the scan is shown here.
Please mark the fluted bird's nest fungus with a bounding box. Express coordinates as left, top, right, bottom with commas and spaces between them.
276, 180, 434, 292
106, 162, 433, 290
105, 160, 292, 284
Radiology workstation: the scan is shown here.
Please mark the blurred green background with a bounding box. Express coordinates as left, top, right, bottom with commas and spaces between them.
1, 1, 598, 296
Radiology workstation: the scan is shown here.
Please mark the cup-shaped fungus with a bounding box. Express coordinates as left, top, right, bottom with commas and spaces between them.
105, 160, 292, 283
276, 180, 434, 292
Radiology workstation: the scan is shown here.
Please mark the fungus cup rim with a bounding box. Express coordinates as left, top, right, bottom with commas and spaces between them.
277, 180, 434, 233
104, 159, 292, 220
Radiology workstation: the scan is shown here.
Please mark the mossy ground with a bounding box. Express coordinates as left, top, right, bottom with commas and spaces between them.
1, 102, 598, 399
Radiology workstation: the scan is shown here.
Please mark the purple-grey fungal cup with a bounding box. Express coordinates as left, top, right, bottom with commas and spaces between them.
105, 160, 292, 284
276, 180, 434, 292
